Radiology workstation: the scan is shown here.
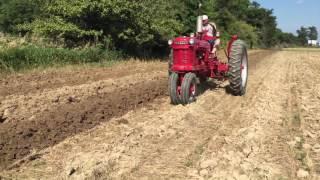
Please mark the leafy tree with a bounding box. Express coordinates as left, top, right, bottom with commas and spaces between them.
297, 26, 309, 45
308, 26, 318, 40
229, 21, 258, 48
0, 0, 41, 33
260, 9, 278, 47
222, 0, 250, 20
275, 29, 299, 47
0, 0, 307, 55
246, 2, 278, 47
210, 0, 237, 32
19, 0, 183, 56
173, 0, 199, 34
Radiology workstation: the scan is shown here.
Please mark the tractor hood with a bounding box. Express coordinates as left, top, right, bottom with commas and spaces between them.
170, 36, 194, 49
170, 36, 210, 50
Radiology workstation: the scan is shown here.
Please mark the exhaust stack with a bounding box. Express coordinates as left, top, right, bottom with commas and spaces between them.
197, 16, 203, 33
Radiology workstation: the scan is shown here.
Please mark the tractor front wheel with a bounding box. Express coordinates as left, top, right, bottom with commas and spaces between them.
169, 72, 181, 105
168, 50, 173, 76
228, 40, 248, 96
181, 73, 198, 105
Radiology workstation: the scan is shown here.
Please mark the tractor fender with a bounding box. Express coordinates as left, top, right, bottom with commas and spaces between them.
227, 35, 239, 58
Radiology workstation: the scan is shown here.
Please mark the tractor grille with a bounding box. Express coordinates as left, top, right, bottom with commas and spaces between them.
174, 49, 192, 64
182, 50, 188, 64
174, 41, 188, 45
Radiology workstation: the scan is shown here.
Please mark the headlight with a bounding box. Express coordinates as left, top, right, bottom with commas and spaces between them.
189, 39, 195, 45
168, 40, 173, 45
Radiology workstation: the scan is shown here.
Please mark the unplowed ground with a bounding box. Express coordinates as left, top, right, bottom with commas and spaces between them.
1, 50, 320, 179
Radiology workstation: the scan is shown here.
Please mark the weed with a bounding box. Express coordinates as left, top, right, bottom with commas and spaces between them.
292, 114, 301, 127
184, 139, 209, 168
0, 45, 123, 72
185, 159, 194, 167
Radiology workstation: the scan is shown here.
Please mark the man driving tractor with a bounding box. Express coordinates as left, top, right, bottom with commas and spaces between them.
202, 15, 220, 55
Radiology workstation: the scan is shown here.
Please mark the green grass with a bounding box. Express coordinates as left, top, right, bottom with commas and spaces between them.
0, 45, 123, 72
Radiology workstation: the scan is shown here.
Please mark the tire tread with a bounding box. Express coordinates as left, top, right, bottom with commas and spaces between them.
228, 40, 248, 96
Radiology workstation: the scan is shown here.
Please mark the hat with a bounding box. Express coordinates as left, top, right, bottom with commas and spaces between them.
202, 15, 208, 21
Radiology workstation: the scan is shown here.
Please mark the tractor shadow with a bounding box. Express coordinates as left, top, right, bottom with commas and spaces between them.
225, 85, 236, 95
197, 79, 228, 96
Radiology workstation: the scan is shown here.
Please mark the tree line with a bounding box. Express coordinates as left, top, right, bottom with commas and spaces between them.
0, 0, 318, 57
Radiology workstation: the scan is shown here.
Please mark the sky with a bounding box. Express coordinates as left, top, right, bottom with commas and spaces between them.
255, 0, 320, 40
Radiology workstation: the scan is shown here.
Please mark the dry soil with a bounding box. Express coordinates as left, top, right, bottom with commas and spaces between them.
1, 50, 320, 180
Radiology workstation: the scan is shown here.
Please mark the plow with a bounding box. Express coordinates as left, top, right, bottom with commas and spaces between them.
168, 15, 248, 105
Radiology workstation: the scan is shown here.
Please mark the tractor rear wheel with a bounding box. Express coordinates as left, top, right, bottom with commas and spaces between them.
228, 40, 248, 96
169, 72, 181, 105
181, 73, 198, 105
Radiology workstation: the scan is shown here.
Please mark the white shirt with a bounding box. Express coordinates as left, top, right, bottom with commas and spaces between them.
202, 24, 214, 37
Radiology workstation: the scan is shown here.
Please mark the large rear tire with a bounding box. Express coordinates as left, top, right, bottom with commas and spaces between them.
169, 72, 181, 105
181, 73, 198, 105
228, 40, 248, 96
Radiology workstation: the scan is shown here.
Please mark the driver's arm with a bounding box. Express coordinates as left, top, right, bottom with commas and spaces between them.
214, 32, 221, 48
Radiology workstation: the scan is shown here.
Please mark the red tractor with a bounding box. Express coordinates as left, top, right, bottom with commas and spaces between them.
168, 16, 248, 105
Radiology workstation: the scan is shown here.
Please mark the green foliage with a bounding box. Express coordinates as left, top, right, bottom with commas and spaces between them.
296, 26, 318, 46
245, 2, 279, 47
297, 27, 309, 46
18, 17, 101, 42
276, 29, 300, 47
0, 45, 122, 71
18, 0, 183, 56
0, 0, 40, 33
260, 10, 278, 48
229, 21, 258, 48
173, 0, 199, 34
202, 0, 284, 48
308, 26, 318, 40
212, 0, 250, 30
0, 0, 313, 59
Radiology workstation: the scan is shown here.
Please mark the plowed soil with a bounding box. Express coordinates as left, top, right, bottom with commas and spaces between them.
1, 50, 320, 179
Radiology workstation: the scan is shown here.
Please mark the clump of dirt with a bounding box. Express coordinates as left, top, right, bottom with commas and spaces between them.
0, 111, 6, 123
0, 77, 167, 170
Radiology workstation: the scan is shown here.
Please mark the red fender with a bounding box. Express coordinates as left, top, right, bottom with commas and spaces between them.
227, 35, 238, 58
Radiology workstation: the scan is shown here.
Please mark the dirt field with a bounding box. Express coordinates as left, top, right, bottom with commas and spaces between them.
1, 50, 320, 179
